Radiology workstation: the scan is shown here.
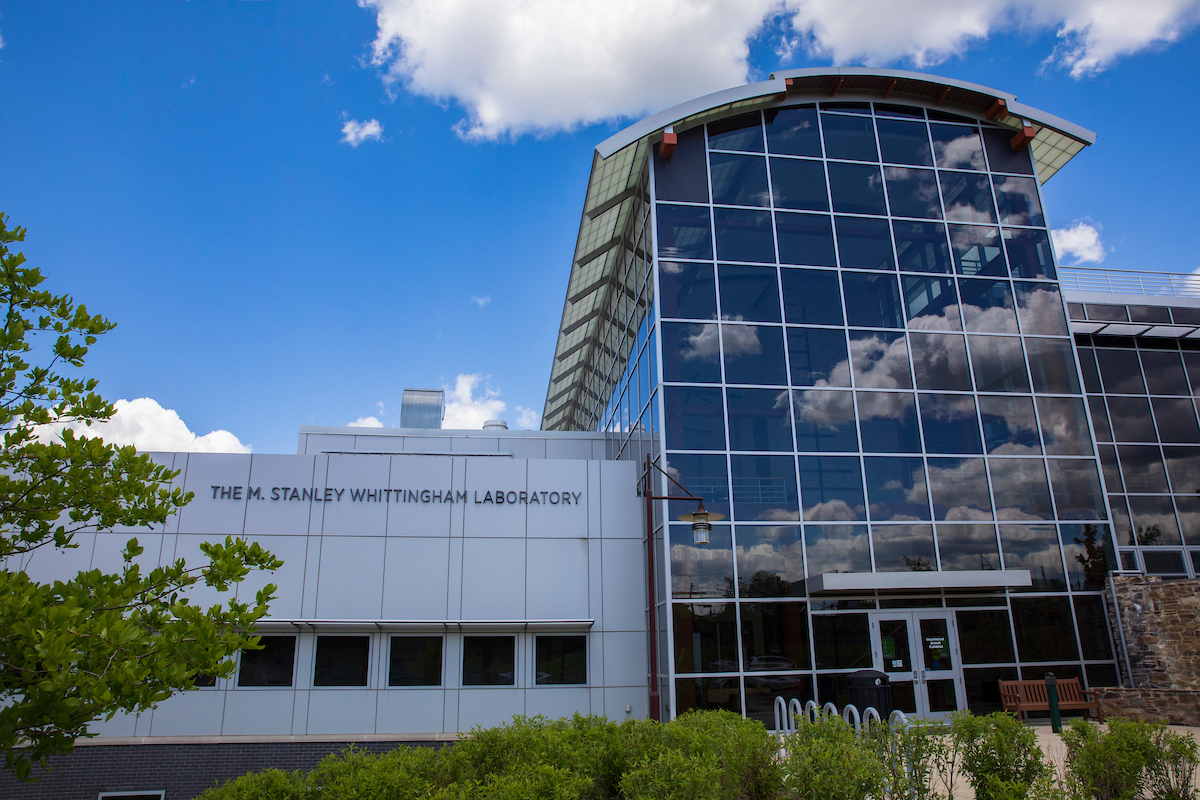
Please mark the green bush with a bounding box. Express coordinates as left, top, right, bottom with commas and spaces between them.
618, 748, 722, 800
1145, 723, 1200, 800
1062, 718, 1200, 800
781, 713, 884, 800
865, 718, 948, 800
951, 711, 1049, 800
197, 768, 306, 800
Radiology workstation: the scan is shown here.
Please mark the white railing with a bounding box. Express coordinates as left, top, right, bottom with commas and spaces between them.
1059, 267, 1200, 299
773, 696, 907, 735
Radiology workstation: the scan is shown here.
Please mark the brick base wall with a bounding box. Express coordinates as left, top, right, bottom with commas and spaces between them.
1096, 688, 1200, 727
0, 740, 447, 800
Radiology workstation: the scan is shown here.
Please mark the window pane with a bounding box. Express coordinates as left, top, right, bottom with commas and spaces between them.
843, 273, 904, 328
1061, 524, 1115, 592
877, 119, 933, 166
885, 167, 942, 219
1129, 305, 1172, 323
1107, 396, 1156, 442
821, 114, 878, 161
463, 636, 515, 685
781, 266, 842, 323
776, 212, 838, 267
770, 157, 828, 211
927, 457, 992, 520
740, 602, 811, 671
1097, 349, 1147, 394
1143, 550, 1187, 575
1077, 347, 1102, 392
937, 523, 1001, 570
850, 330, 912, 388
239, 636, 296, 687
314, 636, 369, 687
708, 112, 764, 152
983, 128, 1035, 175
535, 636, 586, 685
788, 327, 850, 386
1118, 445, 1169, 493
714, 208, 775, 263
657, 204, 713, 260
1047, 459, 1106, 520
664, 386, 726, 451
1037, 397, 1094, 455
765, 106, 821, 157
910, 332, 973, 391
1090, 396, 1112, 441
958, 278, 1018, 333
389, 637, 442, 687
894, 220, 952, 274
798, 455, 866, 521
1164, 447, 1200, 493
1071, 596, 1113, 660
676, 677, 741, 713
930, 124, 985, 170
1098, 444, 1122, 490
806, 524, 871, 577
731, 454, 799, 521
1012, 281, 1070, 335
673, 603, 739, 673
949, 225, 1006, 276
746, 676, 814, 728
710, 153, 769, 207
793, 389, 857, 452
956, 610, 1015, 663
811, 613, 872, 670
990, 458, 1055, 520
940, 172, 996, 223
979, 395, 1041, 455
728, 388, 793, 451
722, 324, 787, 385
872, 524, 936, 571
671, 524, 733, 598
903, 275, 960, 330
1128, 495, 1182, 545
919, 393, 983, 454
1142, 350, 1191, 396
969, 336, 1030, 392
994, 176, 1045, 227
864, 456, 931, 521
828, 163, 887, 215
654, 127, 709, 203
1025, 338, 1081, 394
857, 390, 922, 453
1010, 597, 1079, 662
1000, 524, 1066, 590
835, 216, 894, 270
736, 525, 805, 597
661, 322, 722, 383
1004, 230, 1056, 280
660, 261, 717, 320
718, 264, 781, 322
664, 453, 730, 519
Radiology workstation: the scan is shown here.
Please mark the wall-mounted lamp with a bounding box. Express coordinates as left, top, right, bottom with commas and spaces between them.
676, 500, 724, 545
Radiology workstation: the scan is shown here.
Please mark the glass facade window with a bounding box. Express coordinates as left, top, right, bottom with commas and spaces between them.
535, 636, 587, 685
239, 636, 296, 687
463, 636, 516, 686
313, 636, 370, 687
389, 637, 443, 687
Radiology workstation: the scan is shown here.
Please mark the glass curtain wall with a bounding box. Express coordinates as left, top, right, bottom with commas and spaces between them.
649, 101, 1119, 724
1070, 303, 1200, 577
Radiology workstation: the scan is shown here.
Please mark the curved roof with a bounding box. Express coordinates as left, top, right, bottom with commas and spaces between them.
541, 68, 1095, 431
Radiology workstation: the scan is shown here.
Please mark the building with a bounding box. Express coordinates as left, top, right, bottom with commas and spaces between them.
9, 67, 1200, 798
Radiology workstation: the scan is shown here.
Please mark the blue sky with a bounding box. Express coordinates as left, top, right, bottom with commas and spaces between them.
1, 1, 1198, 454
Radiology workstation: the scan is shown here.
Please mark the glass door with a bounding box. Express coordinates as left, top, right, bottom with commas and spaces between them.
870, 610, 964, 719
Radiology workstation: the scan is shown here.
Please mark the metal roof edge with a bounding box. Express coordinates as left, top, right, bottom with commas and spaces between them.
595, 78, 787, 159
769, 66, 1018, 102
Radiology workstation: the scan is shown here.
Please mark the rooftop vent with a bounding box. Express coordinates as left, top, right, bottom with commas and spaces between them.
400, 389, 444, 429
483, 420, 508, 430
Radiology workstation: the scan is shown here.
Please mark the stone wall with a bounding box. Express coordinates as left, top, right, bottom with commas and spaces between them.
1105, 575, 1200, 690
1095, 688, 1200, 727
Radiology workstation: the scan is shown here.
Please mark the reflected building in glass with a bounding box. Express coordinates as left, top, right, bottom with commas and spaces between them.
542, 69, 1131, 722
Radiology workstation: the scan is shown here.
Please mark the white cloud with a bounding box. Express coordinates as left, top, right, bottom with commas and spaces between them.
0, 30, 5, 49
36, 398, 251, 453
348, 415, 385, 427
470, 295, 492, 307
441, 374, 541, 430
1052, 221, 1106, 264
340, 115, 384, 146
358, 0, 1200, 139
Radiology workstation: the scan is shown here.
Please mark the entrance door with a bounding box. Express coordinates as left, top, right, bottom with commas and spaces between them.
869, 611, 964, 719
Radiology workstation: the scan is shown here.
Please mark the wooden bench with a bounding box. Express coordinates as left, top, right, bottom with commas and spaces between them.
999, 678, 1104, 722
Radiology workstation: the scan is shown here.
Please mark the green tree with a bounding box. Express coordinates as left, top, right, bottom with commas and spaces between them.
0, 214, 280, 780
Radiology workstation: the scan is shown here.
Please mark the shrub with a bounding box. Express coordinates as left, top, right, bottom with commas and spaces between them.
618, 748, 723, 800
951, 711, 1049, 800
198, 768, 306, 800
781, 713, 884, 800
865, 718, 948, 800
305, 746, 439, 800
1062, 718, 1200, 800
1145, 723, 1200, 800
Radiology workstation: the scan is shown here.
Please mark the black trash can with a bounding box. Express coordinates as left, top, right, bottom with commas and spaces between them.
847, 670, 892, 718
